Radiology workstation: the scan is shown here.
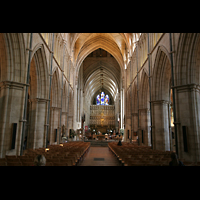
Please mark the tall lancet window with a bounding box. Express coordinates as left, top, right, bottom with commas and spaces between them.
96, 94, 100, 105
105, 94, 109, 105
101, 92, 105, 105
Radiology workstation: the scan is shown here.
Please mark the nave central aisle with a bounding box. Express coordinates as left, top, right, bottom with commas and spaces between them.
78, 147, 122, 166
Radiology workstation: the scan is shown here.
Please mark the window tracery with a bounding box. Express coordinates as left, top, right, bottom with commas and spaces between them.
96, 92, 109, 105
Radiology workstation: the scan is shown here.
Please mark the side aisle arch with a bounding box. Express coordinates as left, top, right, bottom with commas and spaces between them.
27, 43, 49, 149
175, 33, 200, 162
151, 45, 172, 151
139, 69, 151, 146
0, 33, 26, 157
49, 67, 61, 144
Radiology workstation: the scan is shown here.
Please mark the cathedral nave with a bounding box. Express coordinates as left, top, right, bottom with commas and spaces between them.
0, 33, 200, 166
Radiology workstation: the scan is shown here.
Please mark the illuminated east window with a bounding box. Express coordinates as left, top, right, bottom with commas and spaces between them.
101, 92, 105, 105
105, 94, 109, 105
96, 92, 109, 105
96, 94, 100, 105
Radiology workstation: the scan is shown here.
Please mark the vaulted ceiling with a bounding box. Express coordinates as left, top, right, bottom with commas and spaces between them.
71, 33, 135, 70
71, 33, 140, 103
83, 51, 120, 102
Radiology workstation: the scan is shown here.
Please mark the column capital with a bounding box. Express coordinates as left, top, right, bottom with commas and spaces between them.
0, 80, 29, 89
172, 83, 200, 92
29, 98, 50, 103
150, 100, 170, 105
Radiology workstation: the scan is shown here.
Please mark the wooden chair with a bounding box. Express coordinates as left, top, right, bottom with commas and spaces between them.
21, 162, 34, 166
52, 162, 68, 166
19, 157, 34, 162
25, 153, 37, 157
46, 158, 60, 163
59, 158, 73, 166
6, 155, 19, 160
7, 162, 22, 166
6, 158, 21, 165
0, 159, 7, 166
52, 155, 65, 159
128, 162, 144, 166
46, 162, 53, 166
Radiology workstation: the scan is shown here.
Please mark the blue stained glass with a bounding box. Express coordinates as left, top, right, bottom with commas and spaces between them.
101, 92, 105, 105
96, 92, 109, 105
96, 94, 100, 105
105, 95, 109, 105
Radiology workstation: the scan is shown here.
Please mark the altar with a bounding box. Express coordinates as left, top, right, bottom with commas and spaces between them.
97, 135, 105, 140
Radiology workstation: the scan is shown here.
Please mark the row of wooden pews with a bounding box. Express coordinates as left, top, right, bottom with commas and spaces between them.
0, 141, 90, 166
108, 142, 174, 166
109, 142, 200, 166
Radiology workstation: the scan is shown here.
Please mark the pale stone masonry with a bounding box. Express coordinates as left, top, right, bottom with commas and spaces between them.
0, 33, 200, 163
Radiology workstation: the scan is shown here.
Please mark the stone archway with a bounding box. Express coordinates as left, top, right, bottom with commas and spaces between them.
27, 45, 48, 149
49, 68, 61, 144
0, 33, 26, 157
151, 46, 172, 151
175, 33, 200, 162
139, 69, 151, 146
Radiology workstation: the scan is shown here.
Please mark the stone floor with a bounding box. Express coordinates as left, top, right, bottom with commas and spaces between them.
78, 146, 122, 166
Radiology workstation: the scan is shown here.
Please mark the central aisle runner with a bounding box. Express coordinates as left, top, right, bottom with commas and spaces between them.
78, 147, 121, 166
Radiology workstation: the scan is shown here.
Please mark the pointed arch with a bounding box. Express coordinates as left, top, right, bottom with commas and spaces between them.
132, 82, 138, 113
151, 45, 172, 151
140, 69, 150, 109
75, 36, 124, 76
152, 45, 171, 101
30, 43, 48, 99
62, 81, 68, 112
51, 68, 61, 108
176, 33, 200, 85
68, 87, 73, 117
29, 55, 37, 99
0, 33, 8, 82
0, 33, 26, 82
0, 33, 26, 157
126, 87, 131, 118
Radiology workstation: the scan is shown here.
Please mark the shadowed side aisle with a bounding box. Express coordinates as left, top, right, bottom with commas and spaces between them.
78, 147, 122, 166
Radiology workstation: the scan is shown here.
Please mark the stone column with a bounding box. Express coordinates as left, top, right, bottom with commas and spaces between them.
0, 82, 10, 157
168, 102, 173, 151
0, 81, 25, 158
27, 99, 38, 149
27, 98, 48, 149
176, 84, 200, 162
50, 107, 61, 144
49, 107, 54, 144
152, 100, 170, 151
120, 89, 123, 130
139, 108, 151, 146
73, 84, 78, 130
125, 116, 131, 142
61, 111, 68, 136
35, 98, 48, 148
132, 113, 138, 140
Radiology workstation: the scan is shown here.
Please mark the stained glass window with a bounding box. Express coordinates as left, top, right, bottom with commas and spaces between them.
96, 92, 109, 105
105, 95, 109, 105
96, 94, 100, 105
101, 92, 105, 105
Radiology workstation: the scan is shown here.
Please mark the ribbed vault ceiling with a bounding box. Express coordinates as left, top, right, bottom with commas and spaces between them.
72, 33, 134, 69
72, 33, 140, 104
83, 59, 120, 102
